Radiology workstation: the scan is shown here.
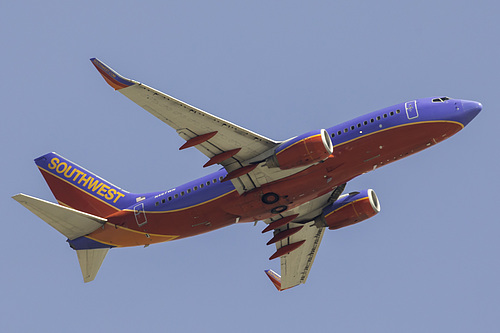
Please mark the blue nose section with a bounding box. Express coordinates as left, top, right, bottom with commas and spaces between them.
462, 100, 482, 115
459, 100, 482, 126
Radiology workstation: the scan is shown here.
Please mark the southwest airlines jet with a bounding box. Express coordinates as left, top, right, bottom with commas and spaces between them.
13, 58, 482, 291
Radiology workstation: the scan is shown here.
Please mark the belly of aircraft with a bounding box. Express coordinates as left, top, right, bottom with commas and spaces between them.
87, 120, 463, 247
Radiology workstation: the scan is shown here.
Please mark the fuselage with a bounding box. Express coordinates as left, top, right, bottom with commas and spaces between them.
78, 97, 481, 248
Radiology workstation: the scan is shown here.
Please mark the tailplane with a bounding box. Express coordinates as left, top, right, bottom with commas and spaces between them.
12, 194, 111, 282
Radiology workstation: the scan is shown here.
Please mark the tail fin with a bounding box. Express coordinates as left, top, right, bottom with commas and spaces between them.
12, 193, 110, 282
35, 152, 138, 217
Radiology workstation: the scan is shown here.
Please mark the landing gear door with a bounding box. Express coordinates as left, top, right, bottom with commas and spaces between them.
405, 100, 419, 120
134, 203, 147, 227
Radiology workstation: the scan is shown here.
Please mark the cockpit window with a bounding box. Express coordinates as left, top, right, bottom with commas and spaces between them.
432, 97, 451, 103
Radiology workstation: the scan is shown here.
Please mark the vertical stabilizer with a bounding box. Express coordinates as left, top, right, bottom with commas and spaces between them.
34, 152, 139, 217
76, 249, 109, 283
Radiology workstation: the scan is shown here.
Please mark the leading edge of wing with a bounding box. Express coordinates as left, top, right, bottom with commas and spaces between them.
90, 58, 281, 194
89, 57, 278, 147
90, 58, 139, 90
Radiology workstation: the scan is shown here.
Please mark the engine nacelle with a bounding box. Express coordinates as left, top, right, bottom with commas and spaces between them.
318, 189, 380, 230
266, 129, 333, 170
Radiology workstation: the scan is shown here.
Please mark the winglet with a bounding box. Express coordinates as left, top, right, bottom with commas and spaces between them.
265, 269, 282, 291
90, 58, 138, 90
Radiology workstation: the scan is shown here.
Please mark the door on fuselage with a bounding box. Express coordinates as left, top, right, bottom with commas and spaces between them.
134, 203, 147, 227
405, 100, 419, 120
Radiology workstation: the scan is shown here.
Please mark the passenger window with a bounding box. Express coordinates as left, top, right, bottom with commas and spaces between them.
161, 199, 165, 204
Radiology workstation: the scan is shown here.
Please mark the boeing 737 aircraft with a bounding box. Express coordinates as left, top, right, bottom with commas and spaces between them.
13, 58, 482, 291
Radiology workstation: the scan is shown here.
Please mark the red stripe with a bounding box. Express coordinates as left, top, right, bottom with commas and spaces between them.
39, 169, 119, 217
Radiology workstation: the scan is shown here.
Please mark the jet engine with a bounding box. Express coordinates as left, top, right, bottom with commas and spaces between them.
317, 189, 380, 230
266, 129, 333, 170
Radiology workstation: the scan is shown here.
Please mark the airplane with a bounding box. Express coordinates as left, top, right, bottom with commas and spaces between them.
12, 58, 482, 291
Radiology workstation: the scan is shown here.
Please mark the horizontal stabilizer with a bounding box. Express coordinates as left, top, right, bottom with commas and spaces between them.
76, 248, 109, 283
12, 193, 106, 240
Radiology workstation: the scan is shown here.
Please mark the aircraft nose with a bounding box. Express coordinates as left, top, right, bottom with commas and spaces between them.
462, 100, 482, 116
459, 100, 482, 126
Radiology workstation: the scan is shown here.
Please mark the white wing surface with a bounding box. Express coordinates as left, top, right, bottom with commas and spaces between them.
12, 193, 106, 240
263, 188, 344, 290
91, 58, 278, 174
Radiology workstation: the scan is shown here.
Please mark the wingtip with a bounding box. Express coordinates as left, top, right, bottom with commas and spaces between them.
265, 269, 282, 291
90, 58, 137, 90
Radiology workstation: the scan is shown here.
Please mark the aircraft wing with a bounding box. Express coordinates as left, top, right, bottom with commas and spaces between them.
262, 187, 344, 290
90, 58, 279, 181
274, 221, 326, 290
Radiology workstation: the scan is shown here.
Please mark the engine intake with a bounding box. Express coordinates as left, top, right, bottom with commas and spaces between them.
266, 129, 333, 170
318, 189, 380, 230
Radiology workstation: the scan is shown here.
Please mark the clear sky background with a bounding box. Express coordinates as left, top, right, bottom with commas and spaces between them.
2, 1, 499, 332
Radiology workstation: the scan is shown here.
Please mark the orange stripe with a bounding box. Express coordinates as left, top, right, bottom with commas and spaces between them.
87, 222, 178, 247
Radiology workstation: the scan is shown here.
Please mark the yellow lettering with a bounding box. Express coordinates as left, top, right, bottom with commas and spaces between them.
97, 184, 110, 197
78, 173, 92, 187
48, 158, 59, 170
87, 178, 102, 192
45, 156, 126, 204
72, 169, 84, 182
63, 166, 75, 179
56, 162, 68, 174
113, 192, 125, 203
105, 188, 115, 201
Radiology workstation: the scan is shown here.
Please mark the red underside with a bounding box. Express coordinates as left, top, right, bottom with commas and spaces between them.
39, 169, 119, 217
61, 121, 462, 246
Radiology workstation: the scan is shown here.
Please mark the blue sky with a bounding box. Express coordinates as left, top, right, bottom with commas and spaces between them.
2, 1, 499, 332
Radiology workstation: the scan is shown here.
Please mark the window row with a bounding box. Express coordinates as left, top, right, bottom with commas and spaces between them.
331, 109, 401, 138
155, 176, 225, 206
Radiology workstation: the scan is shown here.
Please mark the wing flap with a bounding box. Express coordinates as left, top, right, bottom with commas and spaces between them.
13, 194, 106, 240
